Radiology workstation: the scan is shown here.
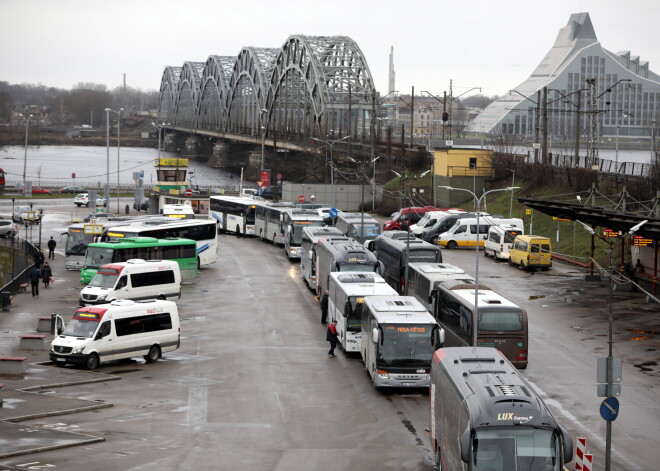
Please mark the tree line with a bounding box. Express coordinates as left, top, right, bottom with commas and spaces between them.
0, 81, 159, 126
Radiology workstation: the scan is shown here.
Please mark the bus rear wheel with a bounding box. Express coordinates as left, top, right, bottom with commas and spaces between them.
447, 241, 457, 250
144, 345, 161, 363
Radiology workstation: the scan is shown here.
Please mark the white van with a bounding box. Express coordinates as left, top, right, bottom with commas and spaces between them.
50, 299, 181, 370
160, 202, 195, 219
484, 224, 525, 261
79, 259, 181, 306
438, 216, 524, 249
410, 211, 449, 236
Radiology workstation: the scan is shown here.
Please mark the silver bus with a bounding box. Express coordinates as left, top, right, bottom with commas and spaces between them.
334, 212, 382, 245
407, 262, 474, 313
281, 208, 325, 259
254, 202, 295, 245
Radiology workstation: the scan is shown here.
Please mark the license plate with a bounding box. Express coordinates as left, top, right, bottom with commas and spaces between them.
55, 358, 66, 362
400, 382, 415, 387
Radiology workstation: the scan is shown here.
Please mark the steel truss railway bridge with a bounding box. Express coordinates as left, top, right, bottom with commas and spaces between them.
157, 35, 396, 161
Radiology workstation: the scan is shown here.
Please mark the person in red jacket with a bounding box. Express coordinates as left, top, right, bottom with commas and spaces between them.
326, 320, 338, 357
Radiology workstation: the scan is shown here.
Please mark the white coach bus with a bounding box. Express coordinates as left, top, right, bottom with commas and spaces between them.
327, 272, 398, 352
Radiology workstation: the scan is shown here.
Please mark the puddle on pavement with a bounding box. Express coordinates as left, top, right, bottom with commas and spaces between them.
625, 329, 656, 341
633, 361, 657, 372
528, 295, 546, 300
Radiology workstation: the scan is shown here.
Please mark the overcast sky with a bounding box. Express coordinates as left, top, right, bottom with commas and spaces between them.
2, 0, 658, 98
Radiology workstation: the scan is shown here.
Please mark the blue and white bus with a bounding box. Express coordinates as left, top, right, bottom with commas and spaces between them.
209, 195, 263, 236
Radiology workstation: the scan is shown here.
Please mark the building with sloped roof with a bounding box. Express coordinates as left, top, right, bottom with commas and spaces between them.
469, 13, 660, 140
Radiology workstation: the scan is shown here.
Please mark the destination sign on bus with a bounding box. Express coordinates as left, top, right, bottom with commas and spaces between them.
384, 325, 427, 333
74, 311, 102, 321
107, 232, 125, 238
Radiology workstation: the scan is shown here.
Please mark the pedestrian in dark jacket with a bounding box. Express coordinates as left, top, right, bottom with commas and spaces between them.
320, 290, 329, 324
34, 250, 45, 269
29, 266, 41, 297
47, 236, 57, 259
326, 320, 338, 357
41, 262, 52, 287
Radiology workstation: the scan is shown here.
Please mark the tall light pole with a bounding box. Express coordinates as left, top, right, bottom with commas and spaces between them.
577, 219, 647, 471
506, 168, 515, 217
152, 122, 170, 160
439, 186, 518, 343
18, 113, 33, 193
311, 135, 349, 208
260, 108, 268, 171
104, 108, 111, 208
107, 108, 124, 212
615, 112, 630, 178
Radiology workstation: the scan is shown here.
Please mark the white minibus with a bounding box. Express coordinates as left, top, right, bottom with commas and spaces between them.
50, 299, 181, 370
80, 259, 181, 306
437, 216, 523, 249
301, 226, 344, 290
484, 224, 525, 261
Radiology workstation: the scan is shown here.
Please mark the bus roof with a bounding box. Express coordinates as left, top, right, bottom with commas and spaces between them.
317, 237, 378, 263
302, 226, 343, 238
330, 272, 398, 297
409, 262, 468, 276
364, 296, 435, 324
432, 347, 558, 428
439, 282, 522, 310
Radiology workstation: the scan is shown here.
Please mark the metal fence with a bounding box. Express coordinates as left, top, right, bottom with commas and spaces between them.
529, 154, 651, 177
0, 237, 41, 296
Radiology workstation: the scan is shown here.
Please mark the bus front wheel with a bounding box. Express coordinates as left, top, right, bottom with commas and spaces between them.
447, 241, 457, 250
85, 353, 99, 370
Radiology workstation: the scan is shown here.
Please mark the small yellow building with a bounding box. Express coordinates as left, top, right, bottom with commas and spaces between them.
433, 147, 495, 206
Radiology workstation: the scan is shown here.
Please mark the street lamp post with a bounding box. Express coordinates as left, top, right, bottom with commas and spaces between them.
260, 108, 268, 171
312, 135, 349, 208
439, 186, 518, 343
615, 112, 630, 180
506, 168, 515, 217
577, 219, 647, 471
104, 108, 111, 209
18, 113, 33, 193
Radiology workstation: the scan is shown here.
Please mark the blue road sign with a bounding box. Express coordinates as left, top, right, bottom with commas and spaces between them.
600, 396, 619, 421
329, 208, 338, 218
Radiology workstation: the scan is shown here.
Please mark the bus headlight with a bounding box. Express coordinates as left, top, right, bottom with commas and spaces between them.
377, 370, 390, 379
73, 346, 85, 354
97, 294, 107, 301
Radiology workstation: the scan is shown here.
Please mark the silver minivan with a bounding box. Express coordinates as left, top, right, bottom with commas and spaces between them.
484, 224, 525, 261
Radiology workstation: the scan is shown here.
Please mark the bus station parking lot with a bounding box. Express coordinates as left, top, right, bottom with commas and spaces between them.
0, 199, 658, 470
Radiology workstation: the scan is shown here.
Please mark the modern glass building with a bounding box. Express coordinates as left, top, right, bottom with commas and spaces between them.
470, 13, 660, 140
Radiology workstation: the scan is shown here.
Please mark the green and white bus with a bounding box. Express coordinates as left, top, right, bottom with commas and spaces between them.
80, 237, 198, 284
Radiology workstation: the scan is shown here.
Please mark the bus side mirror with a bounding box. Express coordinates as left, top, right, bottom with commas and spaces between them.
372, 328, 379, 344
561, 426, 574, 463
438, 327, 445, 345
460, 428, 471, 463
376, 261, 384, 275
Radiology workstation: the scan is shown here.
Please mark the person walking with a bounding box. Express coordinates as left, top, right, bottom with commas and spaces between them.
320, 290, 329, 324
33, 250, 45, 270
47, 236, 57, 259
29, 266, 41, 298
41, 261, 53, 288
326, 320, 338, 357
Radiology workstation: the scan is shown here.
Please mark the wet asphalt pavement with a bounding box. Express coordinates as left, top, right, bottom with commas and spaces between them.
0, 201, 658, 470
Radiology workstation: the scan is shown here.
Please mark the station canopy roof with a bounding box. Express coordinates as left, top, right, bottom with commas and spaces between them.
518, 198, 660, 240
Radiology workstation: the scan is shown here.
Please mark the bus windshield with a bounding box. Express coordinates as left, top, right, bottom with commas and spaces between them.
89, 273, 118, 288
66, 229, 90, 255
472, 427, 560, 471
478, 310, 523, 331
85, 247, 115, 269
63, 318, 99, 338
377, 323, 435, 365
351, 223, 380, 239
290, 222, 324, 245
338, 262, 377, 272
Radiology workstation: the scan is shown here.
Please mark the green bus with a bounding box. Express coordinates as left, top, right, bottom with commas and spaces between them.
81, 237, 198, 284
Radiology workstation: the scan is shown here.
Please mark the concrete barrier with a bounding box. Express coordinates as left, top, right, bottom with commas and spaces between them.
0, 357, 27, 376
37, 316, 52, 333
19, 334, 48, 351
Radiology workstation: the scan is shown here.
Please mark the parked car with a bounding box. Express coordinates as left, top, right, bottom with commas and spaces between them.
259, 186, 281, 199
83, 212, 115, 222
74, 193, 107, 207
59, 186, 86, 194
12, 206, 40, 224
0, 219, 18, 238
19, 186, 51, 195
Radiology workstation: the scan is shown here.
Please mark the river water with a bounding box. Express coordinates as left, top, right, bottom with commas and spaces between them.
0, 146, 242, 190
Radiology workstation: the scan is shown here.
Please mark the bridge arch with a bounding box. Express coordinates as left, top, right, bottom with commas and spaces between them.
197, 55, 236, 130
265, 35, 376, 141
174, 61, 205, 126
157, 66, 182, 124
225, 47, 279, 136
